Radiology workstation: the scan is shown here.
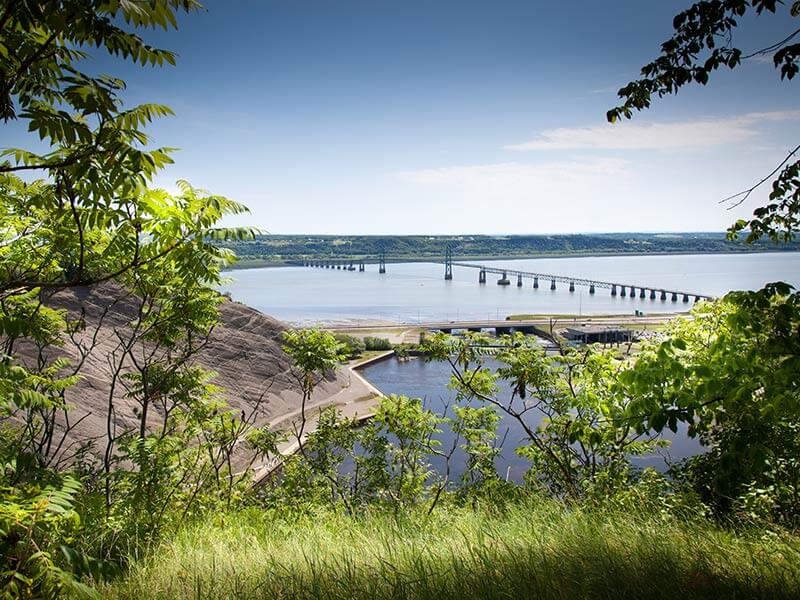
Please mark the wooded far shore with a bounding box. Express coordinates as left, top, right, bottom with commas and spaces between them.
216, 232, 800, 268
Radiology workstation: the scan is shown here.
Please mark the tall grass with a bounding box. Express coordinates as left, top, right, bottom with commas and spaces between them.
106, 499, 800, 600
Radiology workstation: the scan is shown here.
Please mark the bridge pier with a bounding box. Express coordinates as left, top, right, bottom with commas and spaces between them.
550, 279, 556, 290
589, 284, 595, 294
479, 268, 486, 284
695, 295, 700, 302
533, 276, 539, 289
639, 287, 646, 298
671, 292, 678, 302
379, 249, 386, 274
569, 281, 575, 292
621, 286, 627, 297
650, 289, 656, 300
359, 261, 365, 272
660, 290, 667, 301
517, 274, 523, 287
683, 294, 689, 303
497, 271, 511, 285
611, 284, 617, 296
444, 246, 453, 280
630, 287, 636, 299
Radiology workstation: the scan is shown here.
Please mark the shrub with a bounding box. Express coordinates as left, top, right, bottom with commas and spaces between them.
333, 334, 365, 359
363, 337, 392, 351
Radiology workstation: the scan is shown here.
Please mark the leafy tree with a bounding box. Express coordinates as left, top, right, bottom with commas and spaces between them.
333, 333, 365, 360
363, 336, 393, 351
608, 0, 800, 242
423, 333, 660, 500
620, 285, 800, 524
0, 2, 269, 594
281, 329, 343, 451
608, 0, 800, 526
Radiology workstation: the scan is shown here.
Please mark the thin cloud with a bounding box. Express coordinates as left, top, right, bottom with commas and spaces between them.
504, 111, 800, 151
398, 158, 629, 186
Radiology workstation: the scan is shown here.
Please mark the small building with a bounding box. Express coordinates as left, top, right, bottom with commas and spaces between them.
563, 326, 632, 345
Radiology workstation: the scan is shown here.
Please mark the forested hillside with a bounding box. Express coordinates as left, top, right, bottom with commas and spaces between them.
219, 232, 800, 266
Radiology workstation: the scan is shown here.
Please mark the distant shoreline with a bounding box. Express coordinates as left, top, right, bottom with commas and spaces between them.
224, 248, 800, 272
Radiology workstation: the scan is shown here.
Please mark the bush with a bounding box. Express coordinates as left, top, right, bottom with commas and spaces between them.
363, 337, 392, 351
333, 333, 365, 359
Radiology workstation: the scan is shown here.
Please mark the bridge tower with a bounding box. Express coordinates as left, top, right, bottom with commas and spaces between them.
444, 246, 453, 280
379, 249, 386, 274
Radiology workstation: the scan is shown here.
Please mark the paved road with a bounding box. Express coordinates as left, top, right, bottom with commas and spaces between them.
325, 313, 686, 332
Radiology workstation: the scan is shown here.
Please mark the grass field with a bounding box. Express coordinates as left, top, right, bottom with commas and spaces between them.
105, 499, 800, 600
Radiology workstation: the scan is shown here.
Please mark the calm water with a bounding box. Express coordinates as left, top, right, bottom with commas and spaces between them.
222, 253, 800, 324
222, 252, 798, 481
360, 356, 703, 483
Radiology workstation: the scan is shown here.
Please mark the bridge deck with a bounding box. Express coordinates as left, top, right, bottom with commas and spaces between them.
451, 262, 714, 300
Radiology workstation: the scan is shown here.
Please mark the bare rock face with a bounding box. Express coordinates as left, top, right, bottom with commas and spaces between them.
13, 282, 347, 464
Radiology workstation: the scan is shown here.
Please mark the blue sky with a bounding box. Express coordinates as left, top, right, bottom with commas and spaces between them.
8, 1, 800, 234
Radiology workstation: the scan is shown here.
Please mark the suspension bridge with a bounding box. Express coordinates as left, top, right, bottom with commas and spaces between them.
297, 247, 715, 304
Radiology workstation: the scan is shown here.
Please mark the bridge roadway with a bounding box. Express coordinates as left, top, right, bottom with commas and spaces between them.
325, 314, 679, 341
451, 262, 714, 301
299, 258, 714, 302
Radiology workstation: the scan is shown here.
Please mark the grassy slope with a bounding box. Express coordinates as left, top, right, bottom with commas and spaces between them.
106, 499, 800, 600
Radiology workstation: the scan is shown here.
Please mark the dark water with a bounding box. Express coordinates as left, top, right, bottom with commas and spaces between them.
360, 356, 703, 483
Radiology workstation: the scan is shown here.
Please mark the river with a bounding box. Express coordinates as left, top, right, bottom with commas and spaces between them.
222, 251, 799, 482
221, 252, 800, 325
357, 355, 702, 483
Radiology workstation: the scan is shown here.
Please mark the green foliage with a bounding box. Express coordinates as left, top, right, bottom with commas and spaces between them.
0, 1, 272, 596
332, 333, 365, 360
423, 332, 660, 499
608, 1, 800, 242
217, 232, 797, 265
0, 467, 96, 600
106, 499, 800, 600
621, 285, 800, 525
363, 336, 392, 351
282, 329, 342, 381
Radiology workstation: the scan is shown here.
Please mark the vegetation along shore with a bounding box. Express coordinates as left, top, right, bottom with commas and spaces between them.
217, 232, 800, 268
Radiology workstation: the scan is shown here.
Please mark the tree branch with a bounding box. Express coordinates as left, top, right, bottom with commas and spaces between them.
720, 144, 800, 209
